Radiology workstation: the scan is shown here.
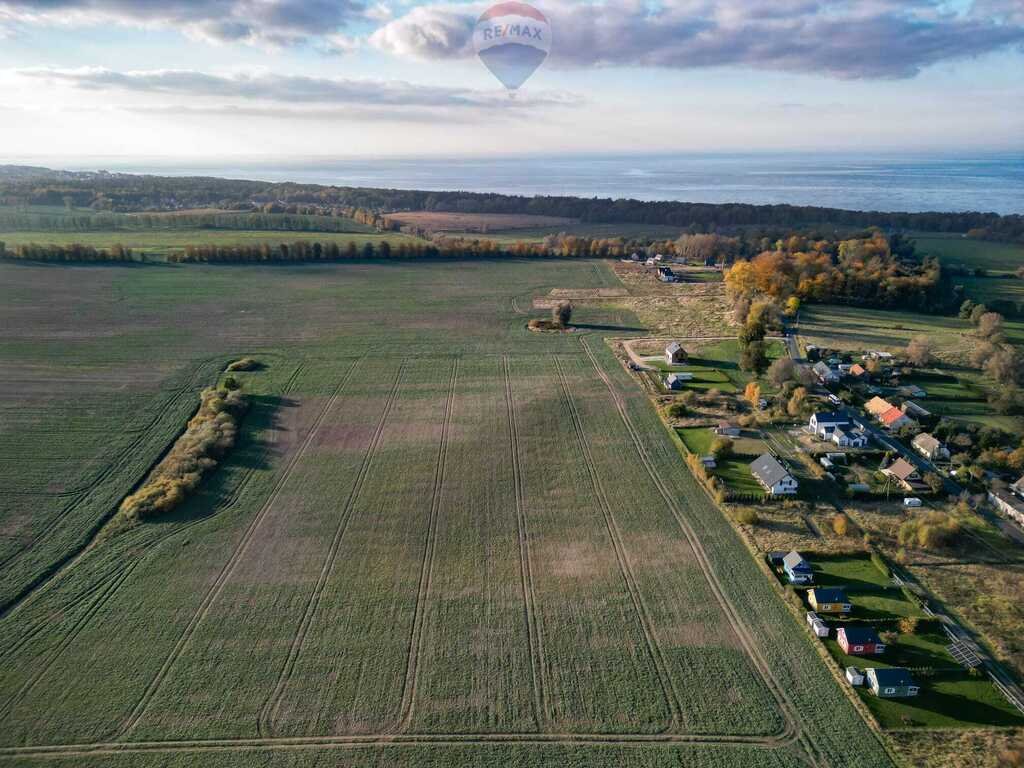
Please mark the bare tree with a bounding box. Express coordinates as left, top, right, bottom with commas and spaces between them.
552, 301, 573, 328
906, 335, 933, 367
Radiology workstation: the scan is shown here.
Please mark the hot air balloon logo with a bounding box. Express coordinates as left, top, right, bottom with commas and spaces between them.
473, 2, 551, 94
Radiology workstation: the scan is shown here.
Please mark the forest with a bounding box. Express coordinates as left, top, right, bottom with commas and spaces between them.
1, 166, 1022, 242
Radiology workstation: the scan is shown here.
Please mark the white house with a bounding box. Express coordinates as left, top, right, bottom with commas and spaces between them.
750, 454, 799, 496
808, 412, 850, 439
989, 490, 1024, 527
665, 342, 687, 365
665, 372, 693, 390
806, 611, 830, 637
832, 427, 869, 448
846, 667, 865, 687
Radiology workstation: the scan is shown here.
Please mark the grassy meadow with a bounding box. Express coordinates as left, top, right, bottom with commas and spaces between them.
0, 258, 896, 768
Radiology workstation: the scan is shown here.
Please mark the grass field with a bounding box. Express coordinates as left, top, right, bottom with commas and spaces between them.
0, 258, 896, 768
912, 233, 1024, 272
0, 229, 419, 256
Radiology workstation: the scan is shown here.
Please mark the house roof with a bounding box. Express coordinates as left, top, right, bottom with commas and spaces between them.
880, 406, 909, 427
1011, 476, 1024, 495
849, 364, 867, 376
866, 397, 894, 416
840, 626, 881, 645
666, 342, 683, 355
810, 587, 848, 604
885, 458, 919, 482
812, 412, 848, 425
666, 373, 692, 383
813, 361, 835, 376
913, 433, 942, 453
870, 668, 916, 687
783, 551, 810, 571
717, 421, 739, 430
750, 454, 793, 488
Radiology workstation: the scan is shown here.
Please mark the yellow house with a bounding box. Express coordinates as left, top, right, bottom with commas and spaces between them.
809, 587, 852, 614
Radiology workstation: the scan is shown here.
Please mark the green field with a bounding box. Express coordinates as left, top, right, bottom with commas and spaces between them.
912, 233, 1024, 272
0, 228, 418, 255
0, 259, 895, 768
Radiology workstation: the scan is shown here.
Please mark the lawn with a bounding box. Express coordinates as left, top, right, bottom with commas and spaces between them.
0, 258, 895, 768
676, 429, 764, 497
859, 674, 1024, 729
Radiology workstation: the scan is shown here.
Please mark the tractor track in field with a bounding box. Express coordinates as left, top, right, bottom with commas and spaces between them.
0, 358, 221, 618
0, 362, 310, 729
577, 337, 825, 768
552, 355, 682, 732
258, 362, 407, 738
502, 355, 548, 729
0, 363, 306, 654
0, 728, 802, 761
116, 359, 363, 741
0, 560, 141, 722
397, 358, 459, 732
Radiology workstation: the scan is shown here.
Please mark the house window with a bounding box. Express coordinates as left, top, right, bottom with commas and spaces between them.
853, 646, 863, 652
884, 687, 896, 694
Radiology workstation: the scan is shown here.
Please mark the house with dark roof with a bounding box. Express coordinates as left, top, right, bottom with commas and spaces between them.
665, 342, 687, 365
783, 551, 813, 585
808, 587, 852, 614
883, 458, 921, 491
838, 626, 885, 656
750, 454, 798, 496
867, 668, 919, 698
813, 361, 841, 384
913, 433, 949, 461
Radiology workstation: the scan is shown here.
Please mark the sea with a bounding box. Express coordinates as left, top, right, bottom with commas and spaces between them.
32, 152, 1024, 215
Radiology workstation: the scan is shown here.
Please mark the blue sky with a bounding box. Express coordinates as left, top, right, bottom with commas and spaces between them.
0, 0, 1021, 157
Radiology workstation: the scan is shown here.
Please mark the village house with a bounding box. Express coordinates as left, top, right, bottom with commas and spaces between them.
832, 427, 869, 448
750, 454, 799, 496
808, 412, 850, 439
657, 266, 677, 283
913, 433, 950, 461
879, 406, 914, 431
1011, 476, 1024, 498
665, 372, 693, 390
808, 587, 852, 614
715, 422, 742, 438
989, 489, 1024, 527
866, 667, 919, 698
883, 458, 921, 491
838, 626, 886, 656
700, 455, 717, 470
848, 363, 869, 380
806, 612, 829, 637
865, 396, 895, 418
846, 667, 865, 686
665, 342, 687, 365
783, 551, 814, 585
902, 401, 932, 420
813, 361, 841, 384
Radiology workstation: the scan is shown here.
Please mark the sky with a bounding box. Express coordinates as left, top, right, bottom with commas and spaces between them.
0, 0, 1022, 158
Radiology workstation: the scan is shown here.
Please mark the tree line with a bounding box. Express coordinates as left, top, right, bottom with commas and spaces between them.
0, 242, 137, 262
2, 167, 1021, 242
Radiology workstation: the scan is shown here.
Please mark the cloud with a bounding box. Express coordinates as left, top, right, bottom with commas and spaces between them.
370, 0, 1024, 79
14, 66, 583, 111
0, 0, 365, 46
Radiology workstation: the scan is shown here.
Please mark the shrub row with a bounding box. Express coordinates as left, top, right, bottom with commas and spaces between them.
118, 386, 248, 523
